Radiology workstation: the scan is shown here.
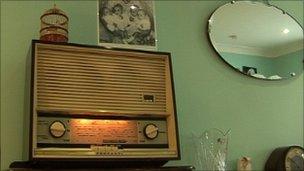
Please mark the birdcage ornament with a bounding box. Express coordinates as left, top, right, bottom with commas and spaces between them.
40, 4, 68, 42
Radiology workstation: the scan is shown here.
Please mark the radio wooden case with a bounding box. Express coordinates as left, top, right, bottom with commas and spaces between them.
29, 40, 180, 163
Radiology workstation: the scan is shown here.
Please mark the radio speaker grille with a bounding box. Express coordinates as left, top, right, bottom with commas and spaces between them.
35, 44, 169, 115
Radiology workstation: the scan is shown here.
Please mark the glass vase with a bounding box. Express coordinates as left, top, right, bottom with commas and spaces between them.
193, 128, 231, 171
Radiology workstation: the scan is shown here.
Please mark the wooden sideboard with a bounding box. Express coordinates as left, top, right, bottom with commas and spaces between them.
10, 161, 194, 171
11, 167, 194, 171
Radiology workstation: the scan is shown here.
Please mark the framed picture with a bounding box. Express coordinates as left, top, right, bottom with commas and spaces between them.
98, 0, 157, 50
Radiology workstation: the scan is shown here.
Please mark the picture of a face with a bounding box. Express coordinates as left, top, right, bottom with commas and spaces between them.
137, 9, 145, 19
130, 5, 139, 17
102, 7, 110, 16
113, 4, 123, 15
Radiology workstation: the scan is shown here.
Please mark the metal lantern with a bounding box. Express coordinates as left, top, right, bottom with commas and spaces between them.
40, 4, 68, 42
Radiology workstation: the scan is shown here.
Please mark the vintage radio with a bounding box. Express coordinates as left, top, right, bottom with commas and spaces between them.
29, 40, 180, 164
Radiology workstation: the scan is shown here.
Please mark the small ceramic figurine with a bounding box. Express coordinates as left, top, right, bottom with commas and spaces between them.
237, 157, 252, 171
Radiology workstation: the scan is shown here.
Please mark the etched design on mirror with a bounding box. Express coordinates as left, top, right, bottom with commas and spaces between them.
208, 1, 303, 80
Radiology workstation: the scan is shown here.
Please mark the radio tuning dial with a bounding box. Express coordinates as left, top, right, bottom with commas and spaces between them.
144, 124, 159, 140
49, 121, 66, 138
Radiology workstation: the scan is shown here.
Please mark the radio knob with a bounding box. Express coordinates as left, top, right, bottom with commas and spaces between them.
49, 121, 66, 138
144, 124, 159, 140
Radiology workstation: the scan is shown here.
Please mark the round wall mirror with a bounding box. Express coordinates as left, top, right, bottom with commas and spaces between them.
208, 1, 303, 80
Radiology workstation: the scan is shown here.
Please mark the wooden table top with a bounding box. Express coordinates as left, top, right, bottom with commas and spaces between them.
10, 161, 194, 171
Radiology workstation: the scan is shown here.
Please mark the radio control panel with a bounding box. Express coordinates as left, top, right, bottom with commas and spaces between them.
37, 117, 168, 146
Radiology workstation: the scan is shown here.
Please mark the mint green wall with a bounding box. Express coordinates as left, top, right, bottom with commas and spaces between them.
1, 1, 303, 171
274, 49, 304, 78
220, 52, 276, 77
